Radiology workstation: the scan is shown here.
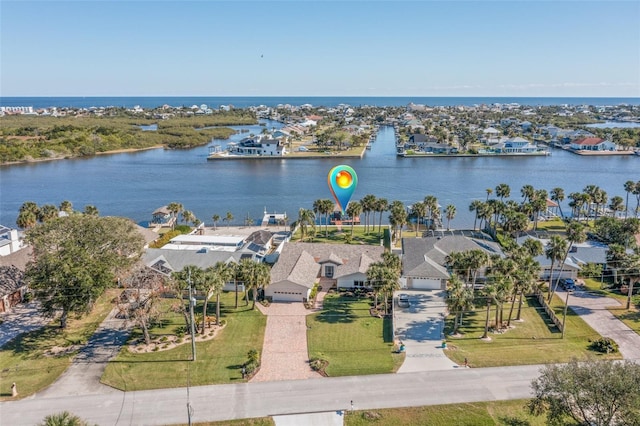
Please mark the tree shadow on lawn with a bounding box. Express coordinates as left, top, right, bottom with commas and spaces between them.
314, 296, 357, 324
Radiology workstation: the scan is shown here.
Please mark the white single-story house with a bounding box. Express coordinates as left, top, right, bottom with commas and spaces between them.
401, 235, 504, 290
267, 242, 385, 302
570, 137, 617, 151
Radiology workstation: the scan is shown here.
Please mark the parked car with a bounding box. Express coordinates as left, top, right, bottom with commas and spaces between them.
561, 278, 576, 291
397, 293, 410, 308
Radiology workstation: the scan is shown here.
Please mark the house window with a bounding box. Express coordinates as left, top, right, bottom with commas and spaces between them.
325, 265, 334, 278
354, 280, 365, 287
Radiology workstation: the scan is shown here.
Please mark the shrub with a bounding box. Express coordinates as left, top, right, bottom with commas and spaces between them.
589, 337, 619, 353
175, 326, 187, 338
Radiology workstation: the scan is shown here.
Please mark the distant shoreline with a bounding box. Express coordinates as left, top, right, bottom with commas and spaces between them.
1, 145, 164, 166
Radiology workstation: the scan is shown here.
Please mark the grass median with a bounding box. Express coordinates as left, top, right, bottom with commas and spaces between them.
443, 294, 621, 367
101, 291, 266, 391
307, 294, 403, 376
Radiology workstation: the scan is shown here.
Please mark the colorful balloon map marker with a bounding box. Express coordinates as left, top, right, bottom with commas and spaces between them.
328, 165, 358, 214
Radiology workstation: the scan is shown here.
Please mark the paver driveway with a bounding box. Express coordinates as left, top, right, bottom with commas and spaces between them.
251, 302, 321, 382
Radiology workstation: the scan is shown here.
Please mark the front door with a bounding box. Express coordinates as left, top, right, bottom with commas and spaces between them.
325, 265, 334, 278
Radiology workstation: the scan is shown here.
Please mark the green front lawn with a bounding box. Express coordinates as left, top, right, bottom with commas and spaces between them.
443, 295, 621, 367
307, 294, 403, 376
0, 289, 120, 400
345, 400, 544, 426
101, 291, 266, 391
293, 225, 384, 245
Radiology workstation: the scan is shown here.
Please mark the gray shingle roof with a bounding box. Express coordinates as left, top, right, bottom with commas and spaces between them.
402, 236, 503, 278
271, 250, 320, 288
143, 248, 240, 273
0, 265, 25, 297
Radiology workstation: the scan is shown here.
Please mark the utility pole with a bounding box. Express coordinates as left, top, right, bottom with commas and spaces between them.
561, 289, 573, 339
188, 271, 197, 361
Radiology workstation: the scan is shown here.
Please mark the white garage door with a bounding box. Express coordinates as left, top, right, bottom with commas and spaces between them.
411, 278, 441, 290
270, 290, 305, 302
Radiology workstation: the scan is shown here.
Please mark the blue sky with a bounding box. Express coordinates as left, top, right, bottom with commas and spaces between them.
2, 1, 639, 97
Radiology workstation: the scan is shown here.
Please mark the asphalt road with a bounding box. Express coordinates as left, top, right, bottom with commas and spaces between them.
0, 365, 541, 426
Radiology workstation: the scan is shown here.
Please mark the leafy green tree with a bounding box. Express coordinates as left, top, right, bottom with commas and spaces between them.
529, 360, 640, 426
26, 215, 145, 328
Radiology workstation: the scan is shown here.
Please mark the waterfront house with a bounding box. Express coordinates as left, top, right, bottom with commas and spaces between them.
492, 136, 539, 154
401, 235, 504, 290
151, 206, 175, 227
267, 242, 384, 302
228, 136, 287, 156
0, 226, 23, 256
570, 137, 617, 151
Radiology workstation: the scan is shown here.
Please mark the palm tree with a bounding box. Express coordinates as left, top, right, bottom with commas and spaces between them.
447, 274, 474, 334
545, 235, 568, 302
172, 265, 205, 332
412, 201, 426, 236
549, 222, 587, 302
224, 211, 234, 227
633, 181, 640, 218
481, 279, 499, 340
19, 201, 39, 217
182, 210, 195, 226
212, 214, 220, 230
167, 202, 183, 226
624, 180, 635, 219
485, 188, 493, 201
469, 200, 483, 230
16, 210, 37, 229
346, 200, 363, 237
445, 204, 456, 230
496, 183, 511, 201
520, 185, 534, 204
38, 204, 59, 223
83, 205, 99, 216
59, 200, 73, 214
375, 198, 389, 235
361, 194, 377, 233
550, 187, 565, 220
609, 196, 625, 218
424, 195, 439, 229
389, 200, 407, 241
39, 411, 92, 426
295, 208, 316, 241
320, 199, 334, 237
312, 199, 324, 231
239, 260, 271, 310
202, 262, 232, 329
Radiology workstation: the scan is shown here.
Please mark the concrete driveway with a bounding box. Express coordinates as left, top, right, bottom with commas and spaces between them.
394, 290, 458, 372
561, 287, 640, 361
0, 302, 48, 348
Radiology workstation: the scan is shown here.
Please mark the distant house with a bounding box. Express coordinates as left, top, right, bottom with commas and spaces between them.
0, 226, 24, 256
570, 137, 617, 151
401, 236, 504, 290
0, 266, 26, 313
267, 242, 385, 302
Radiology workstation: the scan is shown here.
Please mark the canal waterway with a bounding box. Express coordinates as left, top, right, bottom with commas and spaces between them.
1, 122, 638, 228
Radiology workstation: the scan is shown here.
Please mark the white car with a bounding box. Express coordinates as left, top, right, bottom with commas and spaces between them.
397, 294, 410, 308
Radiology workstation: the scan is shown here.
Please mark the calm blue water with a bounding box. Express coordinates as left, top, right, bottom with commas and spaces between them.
1, 122, 639, 229
585, 121, 640, 129
2, 96, 640, 109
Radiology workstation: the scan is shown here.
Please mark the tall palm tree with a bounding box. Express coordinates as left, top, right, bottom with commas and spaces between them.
469, 200, 483, 230
320, 199, 334, 237
545, 235, 568, 302
633, 181, 640, 218
312, 199, 324, 231
623, 180, 635, 219
375, 198, 389, 235
239, 260, 271, 310
446, 274, 475, 334
424, 195, 439, 230
389, 200, 407, 241
295, 208, 316, 241
172, 265, 205, 332
485, 188, 493, 201
481, 279, 498, 339
212, 214, 220, 230
182, 210, 195, 226
412, 201, 426, 236
167, 202, 183, 226
549, 222, 586, 302
346, 200, 363, 237
445, 204, 456, 230
550, 187, 565, 220
520, 185, 534, 204
361, 194, 377, 233
16, 210, 37, 229
496, 183, 511, 201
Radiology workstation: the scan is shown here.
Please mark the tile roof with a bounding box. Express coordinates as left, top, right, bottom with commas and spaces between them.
573, 137, 605, 146
0, 265, 25, 296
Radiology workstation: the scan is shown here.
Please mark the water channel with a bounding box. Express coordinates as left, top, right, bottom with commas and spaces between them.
1, 121, 638, 228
